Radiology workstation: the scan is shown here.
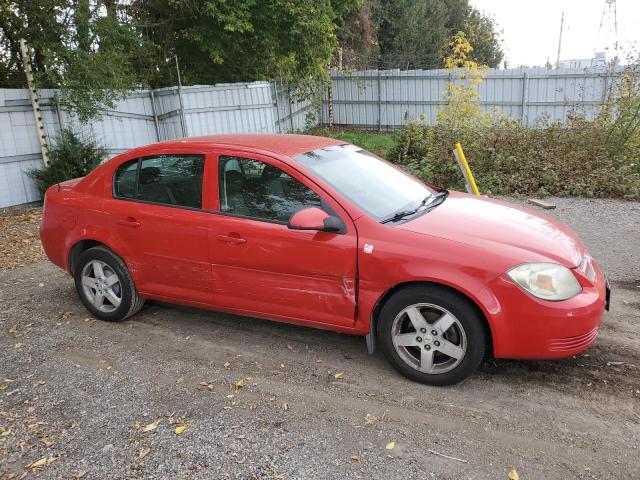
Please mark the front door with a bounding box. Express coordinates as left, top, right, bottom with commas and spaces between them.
209, 152, 358, 327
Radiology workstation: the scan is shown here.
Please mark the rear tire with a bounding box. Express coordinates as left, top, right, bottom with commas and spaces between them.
377, 285, 486, 386
74, 246, 145, 322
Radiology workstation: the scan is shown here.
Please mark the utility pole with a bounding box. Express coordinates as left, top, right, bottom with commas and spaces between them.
175, 54, 188, 137
19, 39, 50, 167
555, 11, 564, 68
598, 0, 619, 64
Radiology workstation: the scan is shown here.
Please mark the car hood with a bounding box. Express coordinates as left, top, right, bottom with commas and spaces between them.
397, 192, 584, 268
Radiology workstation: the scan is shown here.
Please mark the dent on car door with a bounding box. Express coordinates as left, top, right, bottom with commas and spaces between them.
210, 153, 358, 327
109, 152, 214, 304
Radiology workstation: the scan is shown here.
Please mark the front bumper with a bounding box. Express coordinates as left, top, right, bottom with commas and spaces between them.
482, 266, 607, 360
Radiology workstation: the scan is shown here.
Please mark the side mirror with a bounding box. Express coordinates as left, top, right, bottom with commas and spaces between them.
288, 207, 342, 232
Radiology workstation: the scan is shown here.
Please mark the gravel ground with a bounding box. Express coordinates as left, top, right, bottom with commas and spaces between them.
1, 197, 639, 479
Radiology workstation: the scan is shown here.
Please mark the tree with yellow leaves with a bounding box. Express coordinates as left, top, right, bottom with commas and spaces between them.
438, 31, 491, 129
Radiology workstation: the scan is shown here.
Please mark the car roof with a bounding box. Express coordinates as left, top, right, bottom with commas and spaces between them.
144, 134, 344, 157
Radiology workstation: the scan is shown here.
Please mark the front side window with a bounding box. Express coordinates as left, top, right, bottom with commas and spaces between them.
113, 154, 205, 209
218, 156, 321, 222
294, 144, 435, 221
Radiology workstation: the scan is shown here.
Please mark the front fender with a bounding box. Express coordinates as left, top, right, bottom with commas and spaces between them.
354, 233, 502, 353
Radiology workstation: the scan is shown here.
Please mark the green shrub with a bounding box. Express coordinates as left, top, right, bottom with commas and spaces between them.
29, 129, 107, 194
387, 116, 640, 200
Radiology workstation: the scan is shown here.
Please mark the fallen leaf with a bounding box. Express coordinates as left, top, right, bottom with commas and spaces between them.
137, 447, 151, 461
0, 427, 11, 437
28, 456, 56, 469
142, 420, 160, 432
40, 436, 54, 447
385, 441, 395, 450
198, 380, 214, 391
508, 468, 519, 480
29, 457, 48, 469
175, 424, 186, 435
364, 413, 378, 425
235, 379, 244, 392
333, 372, 344, 380
351, 455, 361, 461
8, 325, 17, 334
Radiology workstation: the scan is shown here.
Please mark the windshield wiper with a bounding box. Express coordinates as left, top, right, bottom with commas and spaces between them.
424, 189, 448, 209
380, 190, 448, 224
380, 208, 420, 224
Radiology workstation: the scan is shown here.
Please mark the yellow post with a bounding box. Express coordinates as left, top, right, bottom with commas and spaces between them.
454, 143, 480, 195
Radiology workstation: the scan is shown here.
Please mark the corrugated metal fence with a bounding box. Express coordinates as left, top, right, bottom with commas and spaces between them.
1, 67, 626, 208
0, 80, 312, 208
322, 67, 622, 129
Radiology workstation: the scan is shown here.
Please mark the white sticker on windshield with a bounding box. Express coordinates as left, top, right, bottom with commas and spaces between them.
363, 243, 374, 254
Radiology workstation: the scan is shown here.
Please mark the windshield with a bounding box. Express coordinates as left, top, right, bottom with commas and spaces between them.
294, 144, 435, 221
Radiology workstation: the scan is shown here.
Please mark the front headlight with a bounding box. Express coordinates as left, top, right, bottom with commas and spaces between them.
507, 263, 581, 301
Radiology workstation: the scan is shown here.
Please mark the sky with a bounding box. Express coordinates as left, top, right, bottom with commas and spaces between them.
470, 0, 640, 67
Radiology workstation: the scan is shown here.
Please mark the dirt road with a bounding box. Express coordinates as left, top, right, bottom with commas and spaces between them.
1, 198, 639, 479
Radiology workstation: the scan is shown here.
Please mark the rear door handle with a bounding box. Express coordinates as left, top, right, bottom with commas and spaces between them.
117, 217, 141, 228
216, 234, 246, 244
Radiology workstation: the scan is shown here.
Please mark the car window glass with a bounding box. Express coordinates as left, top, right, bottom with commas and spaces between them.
113, 160, 138, 199
295, 144, 435, 221
115, 154, 205, 209
218, 156, 321, 222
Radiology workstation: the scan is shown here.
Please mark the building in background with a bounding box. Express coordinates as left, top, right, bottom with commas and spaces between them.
557, 52, 608, 69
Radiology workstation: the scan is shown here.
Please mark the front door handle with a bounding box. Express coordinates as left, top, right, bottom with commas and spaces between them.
117, 217, 141, 228
216, 234, 246, 245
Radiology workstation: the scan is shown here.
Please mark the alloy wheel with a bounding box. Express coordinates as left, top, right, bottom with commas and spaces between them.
80, 260, 122, 313
391, 303, 467, 374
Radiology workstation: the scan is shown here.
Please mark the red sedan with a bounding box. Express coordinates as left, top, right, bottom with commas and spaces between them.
40, 134, 609, 385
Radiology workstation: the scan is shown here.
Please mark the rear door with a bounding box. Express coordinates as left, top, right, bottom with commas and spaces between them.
208, 150, 358, 327
106, 151, 214, 304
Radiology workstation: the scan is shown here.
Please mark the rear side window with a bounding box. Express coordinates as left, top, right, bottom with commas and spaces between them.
114, 160, 138, 199
113, 154, 205, 209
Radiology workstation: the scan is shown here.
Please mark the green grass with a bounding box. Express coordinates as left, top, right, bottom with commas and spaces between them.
305, 127, 398, 158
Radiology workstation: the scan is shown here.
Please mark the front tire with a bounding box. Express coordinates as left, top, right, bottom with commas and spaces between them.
74, 246, 145, 321
377, 285, 487, 386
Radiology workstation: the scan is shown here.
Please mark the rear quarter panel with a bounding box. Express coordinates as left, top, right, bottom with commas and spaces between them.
40, 171, 135, 277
